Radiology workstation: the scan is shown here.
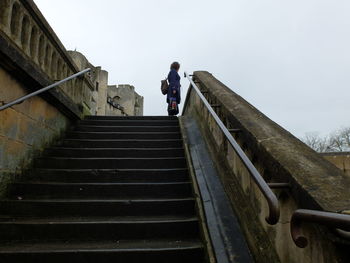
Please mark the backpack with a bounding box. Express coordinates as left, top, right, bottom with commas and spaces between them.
161, 78, 169, 95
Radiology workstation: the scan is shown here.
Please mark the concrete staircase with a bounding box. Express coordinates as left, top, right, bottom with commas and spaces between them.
0, 116, 207, 262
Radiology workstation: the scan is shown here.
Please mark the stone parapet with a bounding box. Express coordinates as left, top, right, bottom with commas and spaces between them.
182, 71, 350, 263
0, 0, 95, 117
0, 0, 144, 199
0, 0, 94, 197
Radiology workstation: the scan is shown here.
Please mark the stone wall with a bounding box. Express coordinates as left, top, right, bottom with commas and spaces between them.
0, 66, 70, 195
321, 152, 350, 177
0, 0, 94, 196
69, 51, 144, 117
182, 71, 350, 263
0, 0, 96, 115
106, 85, 144, 116
0, 0, 144, 196
68, 51, 108, 116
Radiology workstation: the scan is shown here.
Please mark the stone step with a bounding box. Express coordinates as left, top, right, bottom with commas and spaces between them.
0, 115, 207, 262
44, 147, 185, 158
74, 125, 181, 132
0, 239, 204, 263
34, 157, 187, 169
66, 132, 182, 140
9, 182, 192, 199
0, 216, 199, 241
25, 168, 190, 183
0, 198, 196, 217
78, 120, 179, 127
60, 139, 183, 148
84, 116, 178, 120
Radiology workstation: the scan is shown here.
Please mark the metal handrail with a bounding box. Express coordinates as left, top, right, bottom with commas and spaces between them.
184, 72, 280, 225
0, 68, 91, 111
291, 209, 350, 248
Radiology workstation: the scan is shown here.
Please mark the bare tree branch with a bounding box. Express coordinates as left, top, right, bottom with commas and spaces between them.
302, 127, 350, 152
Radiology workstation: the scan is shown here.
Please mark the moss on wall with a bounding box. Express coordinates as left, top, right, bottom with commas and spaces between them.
0, 67, 70, 197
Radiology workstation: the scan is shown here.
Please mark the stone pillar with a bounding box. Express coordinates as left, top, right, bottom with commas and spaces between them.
0, 0, 12, 35
96, 68, 108, 116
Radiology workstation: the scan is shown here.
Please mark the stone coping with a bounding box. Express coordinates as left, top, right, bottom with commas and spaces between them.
187, 71, 350, 212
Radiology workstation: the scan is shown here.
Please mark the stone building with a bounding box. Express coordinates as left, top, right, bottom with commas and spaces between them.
68, 51, 143, 116
0, 0, 143, 195
106, 84, 143, 116
320, 152, 350, 177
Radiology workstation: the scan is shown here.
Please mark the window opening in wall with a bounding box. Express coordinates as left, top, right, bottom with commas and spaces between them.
96, 82, 99, 91
38, 35, 45, 65
21, 16, 30, 49
10, 3, 20, 36
45, 44, 51, 68
29, 27, 38, 57
0, 1, 9, 26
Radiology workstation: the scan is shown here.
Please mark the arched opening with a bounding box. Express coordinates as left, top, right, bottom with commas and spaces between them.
20, 15, 30, 51
44, 44, 51, 70
10, 2, 21, 37
0, 0, 11, 27
57, 59, 63, 80
38, 35, 45, 66
50, 52, 58, 79
29, 26, 39, 59
62, 64, 67, 79
66, 68, 71, 79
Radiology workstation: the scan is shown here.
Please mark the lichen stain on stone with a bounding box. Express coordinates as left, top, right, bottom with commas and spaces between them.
258, 137, 278, 143
17, 115, 31, 143
0, 108, 19, 140
29, 96, 47, 122
3, 140, 26, 169
0, 137, 5, 169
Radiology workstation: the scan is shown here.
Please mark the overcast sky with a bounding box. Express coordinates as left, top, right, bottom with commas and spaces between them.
33, 0, 350, 137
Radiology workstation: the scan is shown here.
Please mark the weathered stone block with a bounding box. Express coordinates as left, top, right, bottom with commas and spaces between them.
182, 71, 350, 262
2, 139, 27, 170
0, 108, 20, 140
0, 137, 5, 170
29, 96, 48, 123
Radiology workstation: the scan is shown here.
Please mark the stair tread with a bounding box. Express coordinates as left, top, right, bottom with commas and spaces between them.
68, 132, 181, 134
63, 139, 182, 142
78, 121, 180, 127
24, 168, 190, 183
48, 147, 184, 150
85, 116, 178, 120
75, 125, 180, 128
0, 216, 198, 224
37, 157, 186, 160
13, 182, 190, 186
80, 120, 178, 122
2, 197, 195, 202
0, 215, 197, 222
0, 238, 202, 253
32, 168, 188, 172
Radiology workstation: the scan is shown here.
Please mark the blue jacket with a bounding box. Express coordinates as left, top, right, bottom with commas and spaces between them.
167, 69, 181, 104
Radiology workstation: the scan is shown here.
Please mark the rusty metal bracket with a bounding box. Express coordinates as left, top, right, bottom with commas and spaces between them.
291, 209, 350, 248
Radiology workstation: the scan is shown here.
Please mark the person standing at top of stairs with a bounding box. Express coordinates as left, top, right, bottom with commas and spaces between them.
166, 62, 181, 116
